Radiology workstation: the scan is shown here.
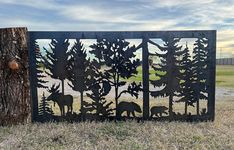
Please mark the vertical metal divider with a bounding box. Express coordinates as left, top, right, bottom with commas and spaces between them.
208, 31, 216, 121
142, 36, 150, 120
28, 32, 39, 121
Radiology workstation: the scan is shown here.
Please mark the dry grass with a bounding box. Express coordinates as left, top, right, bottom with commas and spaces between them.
0, 99, 233, 150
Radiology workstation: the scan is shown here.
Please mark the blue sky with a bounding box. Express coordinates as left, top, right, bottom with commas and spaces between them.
0, 0, 234, 57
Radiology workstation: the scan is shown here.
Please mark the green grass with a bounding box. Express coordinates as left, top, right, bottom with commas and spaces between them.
126, 65, 234, 88
216, 65, 234, 87
125, 66, 161, 82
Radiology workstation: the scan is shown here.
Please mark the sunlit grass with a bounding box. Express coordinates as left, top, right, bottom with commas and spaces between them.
216, 65, 234, 87
125, 65, 234, 88
124, 66, 161, 82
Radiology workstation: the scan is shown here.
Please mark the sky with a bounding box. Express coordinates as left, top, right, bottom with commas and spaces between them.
0, 0, 234, 58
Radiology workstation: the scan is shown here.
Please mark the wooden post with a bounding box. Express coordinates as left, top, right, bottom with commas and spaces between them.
142, 36, 149, 120
0, 27, 31, 125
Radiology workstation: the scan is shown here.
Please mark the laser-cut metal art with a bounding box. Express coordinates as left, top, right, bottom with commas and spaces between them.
90, 39, 142, 116
47, 83, 73, 116
117, 101, 142, 118
28, 31, 216, 122
38, 92, 54, 122
67, 39, 97, 117
84, 80, 114, 119
35, 41, 48, 89
149, 37, 184, 117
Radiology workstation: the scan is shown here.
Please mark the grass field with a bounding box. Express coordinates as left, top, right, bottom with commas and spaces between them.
216, 65, 234, 87
0, 99, 233, 150
127, 65, 234, 87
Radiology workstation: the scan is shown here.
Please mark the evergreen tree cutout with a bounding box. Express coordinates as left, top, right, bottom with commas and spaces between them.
35, 41, 47, 88
38, 92, 54, 121
192, 38, 209, 115
67, 39, 96, 115
90, 38, 141, 115
149, 37, 185, 117
42, 38, 70, 95
176, 44, 194, 115
84, 80, 114, 118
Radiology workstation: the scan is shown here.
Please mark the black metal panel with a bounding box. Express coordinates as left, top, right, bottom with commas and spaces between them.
142, 36, 149, 119
28, 30, 216, 122
28, 33, 39, 121
30, 31, 215, 39
208, 31, 216, 121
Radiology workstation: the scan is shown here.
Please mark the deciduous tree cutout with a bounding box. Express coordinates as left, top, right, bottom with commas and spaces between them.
90, 39, 141, 116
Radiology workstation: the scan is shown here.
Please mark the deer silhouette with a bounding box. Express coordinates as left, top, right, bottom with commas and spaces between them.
47, 84, 73, 116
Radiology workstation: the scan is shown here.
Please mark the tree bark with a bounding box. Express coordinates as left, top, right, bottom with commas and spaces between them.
0, 27, 31, 125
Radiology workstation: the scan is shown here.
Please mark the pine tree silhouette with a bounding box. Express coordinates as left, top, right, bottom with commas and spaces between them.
35, 41, 47, 88
149, 37, 185, 117
84, 80, 114, 118
38, 92, 54, 120
176, 44, 194, 115
67, 39, 96, 115
42, 39, 70, 95
90, 39, 141, 116
192, 38, 208, 115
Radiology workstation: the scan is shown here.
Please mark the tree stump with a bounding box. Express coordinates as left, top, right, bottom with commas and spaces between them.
0, 27, 31, 125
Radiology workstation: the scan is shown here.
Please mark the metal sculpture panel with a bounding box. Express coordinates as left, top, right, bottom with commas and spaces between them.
29, 31, 216, 122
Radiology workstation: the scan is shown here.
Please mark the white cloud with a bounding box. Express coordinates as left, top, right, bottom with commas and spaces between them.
146, 0, 214, 8
217, 30, 234, 51
60, 5, 146, 24
0, 18, 58, 30
0, 0, 60, 10
0, 0, 233, 56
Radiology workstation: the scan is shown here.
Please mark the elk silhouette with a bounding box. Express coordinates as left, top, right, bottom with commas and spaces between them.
47, 84, 73, 116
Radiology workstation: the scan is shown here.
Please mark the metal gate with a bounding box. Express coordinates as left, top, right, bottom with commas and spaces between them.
28, 31, 216, 122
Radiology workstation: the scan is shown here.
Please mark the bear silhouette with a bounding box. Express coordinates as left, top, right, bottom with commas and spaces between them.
117, 101, 142, 118
150, 106, 168, 118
